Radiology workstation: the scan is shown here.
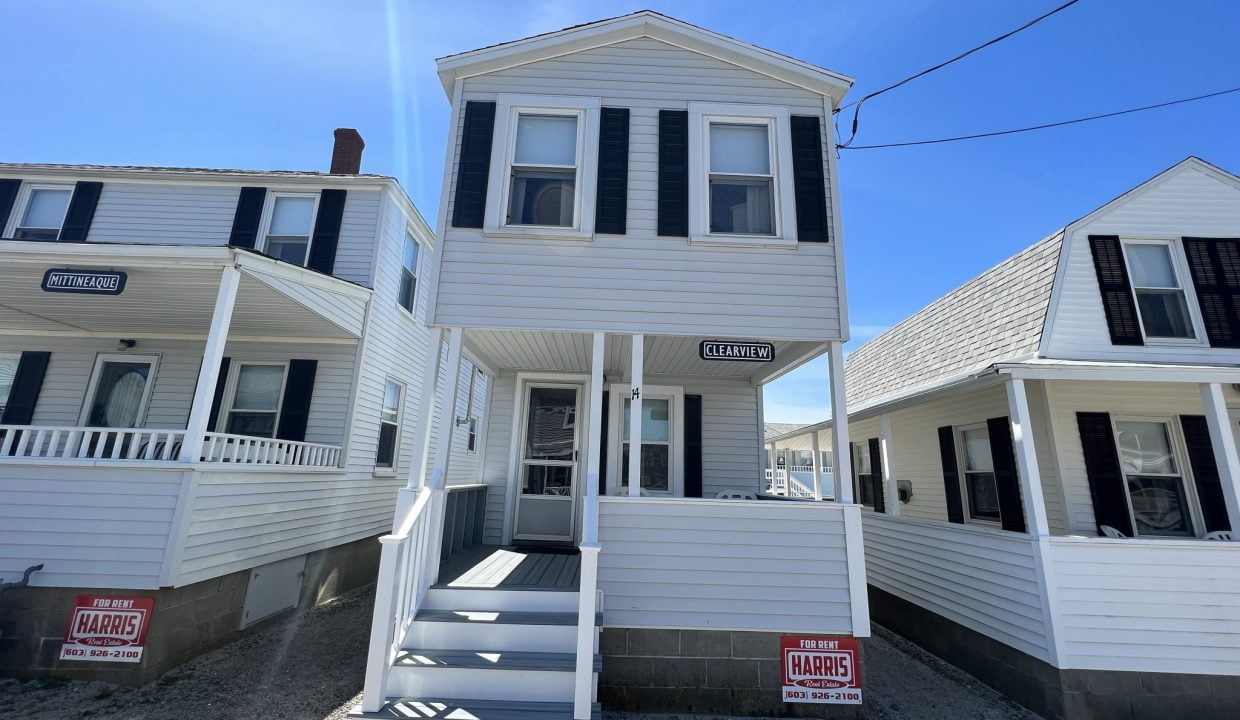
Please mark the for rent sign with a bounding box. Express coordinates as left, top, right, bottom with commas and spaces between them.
59, 595, 154, 663
780, 635, 862, 705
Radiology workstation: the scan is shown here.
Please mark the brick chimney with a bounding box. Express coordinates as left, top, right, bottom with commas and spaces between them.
330, 128, 365, 174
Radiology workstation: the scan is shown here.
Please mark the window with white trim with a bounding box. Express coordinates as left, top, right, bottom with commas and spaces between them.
459, 364, 485, 454
376, 379, 402, 468
398, 231, 420, 313
1122, 240, 1201, 342
261, 193, 319, 265
958, 424, 1001, 523
688, 103, 797, 246
12, 186, 72, 240
607, 385, 684, 496
224, 362, 287, 438
853, 442, 875, 508
1114, 419, 1197, 537
0, 353, 20, 415
81, 354, 159, 428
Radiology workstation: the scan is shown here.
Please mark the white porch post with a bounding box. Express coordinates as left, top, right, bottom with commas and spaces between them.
810, 431, 823, 501
428, 328, 465, 491
827, 342, 853, 503
1006, 378, 1050, 537
407, 327, 446, 490
627, 334, 644, 498
879, 414, 900, 516
180, 266, 239, 463
1201, 382, 1240, 532
585, 332, 605, 530
574, 332, 605, 720
767, 441, 777, 471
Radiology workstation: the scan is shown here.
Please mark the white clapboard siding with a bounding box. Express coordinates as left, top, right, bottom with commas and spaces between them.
332, 188, 383, 287
1045, 163, 1240, 364
863, 514, 1052, 662
436, 37, 840, 340
1048, 537, 1240, 675
0, 465, 187, 589
242, 268, 368, 337
598, 497, 856, 633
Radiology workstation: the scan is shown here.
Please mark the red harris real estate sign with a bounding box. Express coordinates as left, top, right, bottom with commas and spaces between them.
780, 635, 863, 705
60, 595, 154, 663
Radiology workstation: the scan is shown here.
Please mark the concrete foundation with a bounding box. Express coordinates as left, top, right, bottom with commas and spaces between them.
0, 534, 381, 686
869, 584, 1240, 720
599, 627, 865, 718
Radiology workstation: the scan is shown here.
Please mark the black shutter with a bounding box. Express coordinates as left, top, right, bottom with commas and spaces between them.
0, 179, 20, 234
868, 437, 885, 513
597, 391, 609, 493
1075, 412, 1134, 537
1088, 235, 1143, 346
789, 115, 829, 242
937, 426, 965, 524
377, 423, 397, 467
0, 351, 50, 425
451, 101, 496, 229
986, 417, 1027, 533
849, 441, 859, 503
229, 187, 267, 249
595, 107, 630, 235
307, 189, 346, 274
206, 357, 231, 432
58, 181, 102, 242
657, 109, 689, 237
684, 394, 703, 498
1180, 415, 1231, 533
276, 360, 317, 441
1182, 238, 1240, 348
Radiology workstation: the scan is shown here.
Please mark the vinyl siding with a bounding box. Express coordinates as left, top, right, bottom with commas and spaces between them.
598, 497, 856, 633
435, 37, 841, 340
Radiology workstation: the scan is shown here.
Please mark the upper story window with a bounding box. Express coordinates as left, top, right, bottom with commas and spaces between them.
958, 424, 1000, 524
13, 186, 72, 240
0, 353, 19, 415
399, 231, 420, 313
1122, 240, 1201, 342
262, 193, 319, 266
509, 115, 578, 227
224, 362, 287, 437
688, 103, 797, 247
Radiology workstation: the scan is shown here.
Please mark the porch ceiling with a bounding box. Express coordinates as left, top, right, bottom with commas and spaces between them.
464, 328, 824, 383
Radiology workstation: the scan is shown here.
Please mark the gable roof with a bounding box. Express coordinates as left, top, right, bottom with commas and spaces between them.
764, 422, 808, 441
435, 10, 854, 104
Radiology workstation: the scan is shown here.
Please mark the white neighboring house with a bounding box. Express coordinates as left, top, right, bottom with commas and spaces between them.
0, 132, 488, 683
769, 157, 1240, 720
355, 12, 869, 720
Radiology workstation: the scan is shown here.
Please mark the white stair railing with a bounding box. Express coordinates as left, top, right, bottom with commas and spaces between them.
199, 432, 342, 467
361, 481, 439, 714
0, 425, 186, 460
574, 471, 601, 720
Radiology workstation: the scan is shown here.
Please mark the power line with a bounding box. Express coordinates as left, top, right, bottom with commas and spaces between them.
838, 0, 1082, 147
838, 85, 1240, 150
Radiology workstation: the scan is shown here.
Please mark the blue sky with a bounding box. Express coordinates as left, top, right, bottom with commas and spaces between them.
4, 0, 1239, 423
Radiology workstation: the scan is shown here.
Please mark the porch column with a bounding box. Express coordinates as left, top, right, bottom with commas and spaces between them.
627, 334, 644, 498
427, 327, 465, 491
406, 328, 446, 489
180, 266, 240, 462
880, 414, 900, 516
767, 441, 777, 472
827, 342, 853, 503
1200, 382, 1240, 531
585, 332, 605, 536
810, 431, 823, 501
1006, 378, 1050, 537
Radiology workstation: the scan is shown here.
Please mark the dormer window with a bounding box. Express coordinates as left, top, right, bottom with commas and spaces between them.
13, 186, 72, 240
1122, 240, 1198, 341
508, 114, 578, 227
262, 193, 319, 265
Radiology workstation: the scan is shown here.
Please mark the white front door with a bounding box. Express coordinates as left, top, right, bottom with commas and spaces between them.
512, 383, 581, 542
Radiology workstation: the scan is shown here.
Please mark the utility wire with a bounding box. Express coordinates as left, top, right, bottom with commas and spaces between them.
838, 0, 1082, 147
838, 85, 1240, 150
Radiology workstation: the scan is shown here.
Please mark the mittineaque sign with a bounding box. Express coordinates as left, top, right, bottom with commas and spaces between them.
60, 595, 154, 663
781, 635, 862, 705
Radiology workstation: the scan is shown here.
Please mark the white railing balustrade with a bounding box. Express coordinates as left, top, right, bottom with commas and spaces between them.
574, 471, 602, 719
0, 425, 186, 461
200, 431, 341, 467
764, 466, 833, 499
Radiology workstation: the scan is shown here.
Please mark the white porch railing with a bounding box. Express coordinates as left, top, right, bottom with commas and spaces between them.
361, 484, 440, 714
764, 466, 831, 498
200, 431, 341, 467
574, 472, 601, 719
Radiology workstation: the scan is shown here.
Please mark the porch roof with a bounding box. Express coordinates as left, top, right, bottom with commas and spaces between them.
0, 241, 369, 341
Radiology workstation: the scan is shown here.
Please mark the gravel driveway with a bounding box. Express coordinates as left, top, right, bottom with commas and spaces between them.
1, 585, 1043, 720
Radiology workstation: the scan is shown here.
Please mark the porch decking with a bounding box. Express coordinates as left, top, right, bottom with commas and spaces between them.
436, 545, 580, 590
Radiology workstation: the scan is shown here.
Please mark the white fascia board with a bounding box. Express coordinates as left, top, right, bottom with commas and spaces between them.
997, 360, 1240, 384
234, 252, 373, 301
0, 163, 399, 190
0, 240, 234, 268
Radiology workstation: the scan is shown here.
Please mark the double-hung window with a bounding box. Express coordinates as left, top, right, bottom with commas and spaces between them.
399, 232, 420, 313
225, 362, 287, 438
708, 123, 775, 235
854, 442, 875, 508
958, 424, 1001, 523
459, 364, 484, 454
1114, 419, 1196, 537
609, 385, 684, 496
508, 114, 578, 227
12, 186, 72, 240
376, 380, 402, 468
1122, 240, 1201, 342
0, 353, 20, 416
262, 194, 319, 265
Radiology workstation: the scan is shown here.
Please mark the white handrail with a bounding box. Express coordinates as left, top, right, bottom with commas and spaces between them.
574, 472, 601, 719
764, 466, 832, 499
199, 431, 341, 467
0, 425, 186, 461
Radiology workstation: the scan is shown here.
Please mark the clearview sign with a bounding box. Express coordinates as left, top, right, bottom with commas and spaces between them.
780, 635, 862, 705
41, 268, 127, 295
699, 340, 775, 362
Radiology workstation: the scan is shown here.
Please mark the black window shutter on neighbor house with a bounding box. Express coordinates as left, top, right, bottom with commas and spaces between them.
276, 360, 317, 442
657, 109, 689, 237
206, 357, 232, 432
0, 179, 20, 234
868, 437, 885, 513
58, 181, 103, 242
937, 426, 965, 524
307, 189, 346, 274
1180, 415, 1232, 532
986, 417, 1027, 533
1075, 412, 1134, 537
1088, 235, 1143, 346
684, 394, 703, 498
595, 107, 630, 235
229, 187, 267, 249
0, 351, 51, 425
452, 101, 496, 229
1182, 238, 1240, 348
790, 115, 829, 242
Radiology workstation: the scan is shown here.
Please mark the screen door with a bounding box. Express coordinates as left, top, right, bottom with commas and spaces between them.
513, 384, 581, 542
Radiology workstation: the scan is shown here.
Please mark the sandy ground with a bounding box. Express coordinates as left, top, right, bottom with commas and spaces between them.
1, 584, 1043, 720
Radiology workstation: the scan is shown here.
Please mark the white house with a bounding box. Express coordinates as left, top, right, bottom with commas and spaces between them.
355, 12, 869, 720
769, 157, 1240, 720
0, 132, 487, 684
